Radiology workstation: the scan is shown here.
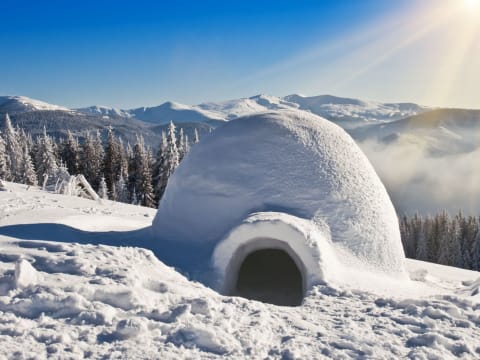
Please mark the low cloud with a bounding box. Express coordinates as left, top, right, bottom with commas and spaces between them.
359, 139, 480, 216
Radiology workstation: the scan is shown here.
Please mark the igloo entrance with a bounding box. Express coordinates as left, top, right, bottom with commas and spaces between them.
233, 248, 304, 306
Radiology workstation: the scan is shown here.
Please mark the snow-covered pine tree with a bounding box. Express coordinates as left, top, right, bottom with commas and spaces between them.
427, 213, 443, 263
155, 121, 179, 203
98, 176, 108, 200
472, 223, 480, 271
438, 214, 461, 266
118, 138, 129, 180
54, 161, 72, 193
399, 215, 415, 258
132, 135, 155, 208
114, 174, 130, 203
0, 134, 9, 180
153, 131, 167, 203
80, 131, 95, 188
104, 127, 122, 198
131, 187, 138, 205
177, 127, 185, 161
125, 142, 133, 161
458, 214, 477, 269
35, 127, 59, 188
61, 130, 80, 175
20, 143, 38, 186
3, 114, 22, 182
193, 128, 200, 144
144, 147, 155, 208
415, 214, 428, 261
184, 134, 190, 156
81, 131, 104, 191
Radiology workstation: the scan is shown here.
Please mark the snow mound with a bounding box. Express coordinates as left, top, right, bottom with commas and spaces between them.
14, 259, 38, 289
153, 110, 406, 294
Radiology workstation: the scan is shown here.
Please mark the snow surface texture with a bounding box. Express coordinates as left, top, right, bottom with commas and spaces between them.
0, 183, 480, 359
153, 110, 406, 291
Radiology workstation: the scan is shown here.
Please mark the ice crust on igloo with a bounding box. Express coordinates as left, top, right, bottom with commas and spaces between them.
152, 110, 406, 292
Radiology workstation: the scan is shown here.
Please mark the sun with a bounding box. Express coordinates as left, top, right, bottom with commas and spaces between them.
464, 0, 480, 10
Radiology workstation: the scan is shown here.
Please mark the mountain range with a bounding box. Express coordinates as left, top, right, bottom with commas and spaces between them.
0, 94, 478, 157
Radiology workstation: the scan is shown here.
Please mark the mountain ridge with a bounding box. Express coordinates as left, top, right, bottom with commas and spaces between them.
1, 93, 431, 127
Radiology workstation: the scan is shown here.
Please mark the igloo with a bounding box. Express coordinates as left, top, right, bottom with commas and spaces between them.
152, 110, 406, 306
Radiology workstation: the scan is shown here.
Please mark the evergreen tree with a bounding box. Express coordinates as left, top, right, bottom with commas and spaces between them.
114, 174, 130, 203
438, 215, 461, 266
20, 143, 38, 186
118, 138, 129, 180
81, 131, 104, 190
153, 132, 167, 203
35, 127, 59, 188
193, 128, 200, 144
125, 142, 133, 161
472, 224, 480, 271
177, 127, 185, 161
0, 134, 8, 180
183, 134, 190, 156
415, 214, 429, 261
61, 130, 80, 175
104, 127, 122, 198
98, 176, 108, 200
132, 136, 155, 208
400, 215, 414, 258
401, 212, 480, 271
155, 121, 179, 203
131, 187, 138, 205
3, 114, 22, 182
459, 214, 477, 269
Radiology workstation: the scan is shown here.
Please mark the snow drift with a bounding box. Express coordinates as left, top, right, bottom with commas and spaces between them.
153, 110, 406, 302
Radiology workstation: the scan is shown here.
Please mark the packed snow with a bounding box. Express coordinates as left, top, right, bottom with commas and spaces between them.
154, 110, 406, 292
0, 182, 480, 359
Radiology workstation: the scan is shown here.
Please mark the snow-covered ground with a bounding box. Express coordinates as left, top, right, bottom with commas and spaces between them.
0, 183, 479, 359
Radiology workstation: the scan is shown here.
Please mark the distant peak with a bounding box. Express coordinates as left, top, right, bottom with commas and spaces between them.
0, 95, 69, 112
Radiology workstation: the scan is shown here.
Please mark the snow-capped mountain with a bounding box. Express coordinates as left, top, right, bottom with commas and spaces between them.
0, 93, 430, 128
196, 94, 297, 121
284, 94, 429, 128
127, 94, 429, 127
129, 101, 225, 126
0, 95, 70, 114
1, 93, 476, 158
75, 105, 132, 119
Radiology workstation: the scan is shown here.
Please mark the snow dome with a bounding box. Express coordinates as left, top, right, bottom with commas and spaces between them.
153, 110, 406, 306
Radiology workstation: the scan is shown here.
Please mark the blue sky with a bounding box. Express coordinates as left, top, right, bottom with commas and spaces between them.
1, 0, 479, 108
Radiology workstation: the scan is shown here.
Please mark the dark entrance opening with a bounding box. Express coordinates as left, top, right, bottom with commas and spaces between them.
235, 249, 303, 306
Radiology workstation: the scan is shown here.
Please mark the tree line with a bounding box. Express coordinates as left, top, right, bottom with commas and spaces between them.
0, 114, 199, 207
400, 211, 480, 271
